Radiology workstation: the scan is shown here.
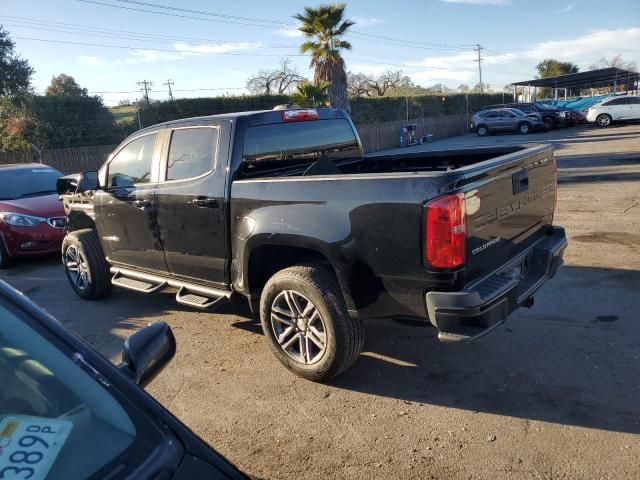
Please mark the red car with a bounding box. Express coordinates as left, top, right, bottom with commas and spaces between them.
0, 163, 66, 268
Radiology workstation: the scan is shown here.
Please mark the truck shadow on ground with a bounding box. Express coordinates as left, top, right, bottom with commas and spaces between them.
332, 264, 640, 435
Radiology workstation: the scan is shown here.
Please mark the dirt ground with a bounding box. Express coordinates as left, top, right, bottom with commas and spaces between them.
2, 123, 639, 479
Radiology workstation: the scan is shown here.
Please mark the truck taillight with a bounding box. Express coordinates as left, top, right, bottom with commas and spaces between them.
425, 193, 466, 269
281, 109, 319, 122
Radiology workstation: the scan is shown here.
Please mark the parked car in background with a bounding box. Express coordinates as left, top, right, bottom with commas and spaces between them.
0, 279, 247, 479
585, 95, 640, 127
567, 110, 586, 125
0, 164, 66, 268
479, 102, 572, 129
470, 108, 546, 136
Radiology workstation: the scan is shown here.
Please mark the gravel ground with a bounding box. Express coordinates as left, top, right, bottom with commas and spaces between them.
2, 123, 639, 479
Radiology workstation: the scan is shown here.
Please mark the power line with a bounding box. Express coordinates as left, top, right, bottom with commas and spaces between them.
11, 36, 306, 57
75, 0, 476, 53
0, 17, 297, 48
108, 0, 291, 26
77, 0, 291, 29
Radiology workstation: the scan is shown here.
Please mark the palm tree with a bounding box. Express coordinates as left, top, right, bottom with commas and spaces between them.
291, 80, 329, 107
295, 4, 354, 113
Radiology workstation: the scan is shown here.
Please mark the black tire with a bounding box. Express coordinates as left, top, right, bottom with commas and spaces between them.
596, 114, 612, 128
61, 229, 112, 300
0, 239, 12, 269
259, 265, 364, 382
476, 125, 489, 137
518, 122, 531, 135
543, 116, 556, 129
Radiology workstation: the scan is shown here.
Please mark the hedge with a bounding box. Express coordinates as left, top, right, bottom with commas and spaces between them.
1, 95, 126, 151
139, 92, 508, 126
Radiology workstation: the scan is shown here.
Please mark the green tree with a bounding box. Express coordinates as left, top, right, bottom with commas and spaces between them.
291, 80, 329, 107
0, 96, 44, 152
45, 73, 88, 96
0, 27, 34, 95
536, 59, 579, 78
295, 3, 354, 112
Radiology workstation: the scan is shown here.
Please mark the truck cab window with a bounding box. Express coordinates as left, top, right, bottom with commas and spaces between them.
166, 127, 218, 181
108, 134, 156, 187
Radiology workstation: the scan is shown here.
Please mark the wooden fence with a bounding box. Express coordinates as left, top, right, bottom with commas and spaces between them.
0, 145, 118, 174
0, 114, 469, 172
355, 113, 468, 153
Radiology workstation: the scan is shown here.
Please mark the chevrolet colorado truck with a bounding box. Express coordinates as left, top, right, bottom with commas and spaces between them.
57, 108, 567, 381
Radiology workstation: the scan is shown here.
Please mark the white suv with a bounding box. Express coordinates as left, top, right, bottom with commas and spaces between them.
585, 95, 640, 127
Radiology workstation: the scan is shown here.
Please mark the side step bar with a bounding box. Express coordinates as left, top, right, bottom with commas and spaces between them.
175, 287, 228, 310
112, 271, 167, 293
109, 267, 232, 311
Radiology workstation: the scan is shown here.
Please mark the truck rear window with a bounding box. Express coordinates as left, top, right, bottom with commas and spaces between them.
242, 119, 360, 173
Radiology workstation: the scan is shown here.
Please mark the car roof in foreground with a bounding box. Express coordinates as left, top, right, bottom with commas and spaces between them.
0, 163, 56, 171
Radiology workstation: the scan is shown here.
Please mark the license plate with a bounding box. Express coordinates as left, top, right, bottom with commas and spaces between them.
0, 416, 73, 480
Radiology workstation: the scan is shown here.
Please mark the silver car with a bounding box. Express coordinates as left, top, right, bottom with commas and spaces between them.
471, 108, 546, 136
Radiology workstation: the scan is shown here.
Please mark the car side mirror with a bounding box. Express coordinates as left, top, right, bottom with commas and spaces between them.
119, 322, 176, 387
56, 171, 99, 195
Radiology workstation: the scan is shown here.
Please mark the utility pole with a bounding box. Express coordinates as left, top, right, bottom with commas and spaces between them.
474, 44, 484, 93
164, 79, 175, 101
137, 80, 153, 107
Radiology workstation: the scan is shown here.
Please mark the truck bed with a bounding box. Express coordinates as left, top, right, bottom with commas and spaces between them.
231, 143, 557, 319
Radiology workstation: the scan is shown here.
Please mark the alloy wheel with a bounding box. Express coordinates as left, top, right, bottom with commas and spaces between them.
65, 245, 90, 290
270, 290, 328, 365
597, 115, 611, 127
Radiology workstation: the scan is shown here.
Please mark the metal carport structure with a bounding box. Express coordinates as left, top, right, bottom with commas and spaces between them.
511, 67, 639, 102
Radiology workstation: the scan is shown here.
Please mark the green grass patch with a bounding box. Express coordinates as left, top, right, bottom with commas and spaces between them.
110, 105, 137, 124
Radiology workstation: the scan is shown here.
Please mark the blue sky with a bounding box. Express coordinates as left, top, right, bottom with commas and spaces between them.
1, 0, 638, 105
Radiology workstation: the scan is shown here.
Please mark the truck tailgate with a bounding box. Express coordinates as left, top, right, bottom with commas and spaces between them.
463, 145, 556, 283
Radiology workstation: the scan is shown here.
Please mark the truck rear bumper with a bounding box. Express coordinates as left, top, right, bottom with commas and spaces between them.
426, 226, 567, 342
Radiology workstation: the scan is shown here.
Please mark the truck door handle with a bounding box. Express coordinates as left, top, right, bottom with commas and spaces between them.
192, 197, 218, 208
512, 170, 529, 194
134, 199, 151, 210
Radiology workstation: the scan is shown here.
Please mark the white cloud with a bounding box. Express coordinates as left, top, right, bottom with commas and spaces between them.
440, 0, 511, 5
173, 42, 263, 56
352, 17, 383, 27
276, 27, 303, 38
77, 55, 122, 67
558, 3, 575, 12
523, 27, 640, 64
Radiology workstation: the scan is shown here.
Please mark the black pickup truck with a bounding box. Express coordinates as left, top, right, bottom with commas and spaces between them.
57, 108, 567, 381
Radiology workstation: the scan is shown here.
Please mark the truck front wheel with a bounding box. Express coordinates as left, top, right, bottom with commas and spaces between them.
62, 229, 112, 300
259, 265, 364, 382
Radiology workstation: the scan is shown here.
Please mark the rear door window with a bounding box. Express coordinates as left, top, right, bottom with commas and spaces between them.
165, 127, 218, 181
107, 134, 157, 187
603, 98, 628, 106
242, 119, 360, 173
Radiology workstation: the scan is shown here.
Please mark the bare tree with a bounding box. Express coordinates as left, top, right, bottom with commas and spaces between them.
246, 59, 305, 95
457, 84, 470, 93
589, 54, 637, 72
347, 71, 371, 96
425, 83, 452, 94
347, 70, 412, 97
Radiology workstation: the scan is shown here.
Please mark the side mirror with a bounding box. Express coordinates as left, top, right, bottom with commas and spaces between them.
56, 171, 99, 195
119, 322, 176, 387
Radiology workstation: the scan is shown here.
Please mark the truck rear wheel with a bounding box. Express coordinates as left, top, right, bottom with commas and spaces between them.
62, 229, 112, 300
259, 265, 364, 382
